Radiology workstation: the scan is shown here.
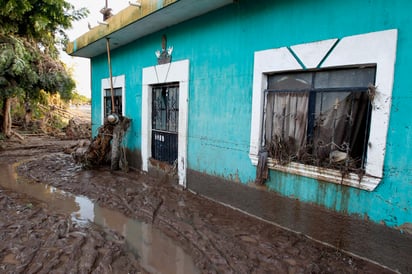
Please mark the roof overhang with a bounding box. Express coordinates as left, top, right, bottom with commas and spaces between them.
67, 0, 233, 58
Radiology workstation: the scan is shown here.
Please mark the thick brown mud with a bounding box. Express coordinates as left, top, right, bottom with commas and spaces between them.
0, 179, 143, 273
0, 164, 198, 273
0, 136, 396, 273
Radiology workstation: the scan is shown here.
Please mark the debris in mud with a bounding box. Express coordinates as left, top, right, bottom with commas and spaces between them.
0, 188, 144, 273
63, 118, 91, 140
14, 151, 396, 274
111, 115, 131, 171
0, 135, 400, 274
65, 139, 91, 157
73, 115, 130, 170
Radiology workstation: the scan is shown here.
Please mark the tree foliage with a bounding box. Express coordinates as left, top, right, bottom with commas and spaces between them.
0, 0, 88, 136
0, 0, 88, 99
0, 35, 37, 99
0, 0, 88, 55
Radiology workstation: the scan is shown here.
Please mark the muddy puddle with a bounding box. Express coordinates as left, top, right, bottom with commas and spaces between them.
0, 164, 199, 274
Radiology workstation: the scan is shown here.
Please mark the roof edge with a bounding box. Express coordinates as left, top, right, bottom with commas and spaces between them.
66, 0, 233, 58
66, 0, 178, 56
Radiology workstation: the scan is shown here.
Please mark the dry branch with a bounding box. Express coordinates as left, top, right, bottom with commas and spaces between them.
10, 130, 25, 141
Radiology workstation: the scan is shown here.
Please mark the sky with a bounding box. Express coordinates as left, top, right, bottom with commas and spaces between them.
61, 0, 132, 97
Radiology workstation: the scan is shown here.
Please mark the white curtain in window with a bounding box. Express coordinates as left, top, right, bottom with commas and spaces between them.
265, 92, 309, 159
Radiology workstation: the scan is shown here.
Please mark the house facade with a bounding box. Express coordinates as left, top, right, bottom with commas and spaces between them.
68, 0, 412, 236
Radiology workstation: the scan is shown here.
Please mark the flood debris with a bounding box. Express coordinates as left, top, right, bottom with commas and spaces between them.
0, 134, 398, 273
63, 118, 91, 140
73, 115, 131, 170
0, 188, 145, 273
111, 115, 131, 171
14, 151, 395, 274
66, 139, 91, 158
255, 148, 269, 185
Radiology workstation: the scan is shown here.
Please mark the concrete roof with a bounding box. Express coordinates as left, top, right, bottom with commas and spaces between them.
67, 0, 233, 58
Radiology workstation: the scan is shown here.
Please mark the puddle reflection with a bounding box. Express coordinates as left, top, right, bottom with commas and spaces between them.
0, 164, 198, 274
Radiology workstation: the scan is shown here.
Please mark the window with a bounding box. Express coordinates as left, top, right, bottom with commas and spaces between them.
103, 87, 123, 117
101, 75, 125, 124
250, 29, 398, 190
263, 67, 375, 174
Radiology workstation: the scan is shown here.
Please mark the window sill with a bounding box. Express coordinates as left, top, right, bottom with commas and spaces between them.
250, 154, 380, 191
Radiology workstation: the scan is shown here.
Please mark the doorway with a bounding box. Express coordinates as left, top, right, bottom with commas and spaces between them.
142, 59, 189, 187
151, 83, 179, 165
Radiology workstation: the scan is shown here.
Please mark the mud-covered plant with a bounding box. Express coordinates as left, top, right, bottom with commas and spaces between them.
48, 113, 66, 130
268, 135, 298, 165
267, 135, 366, 179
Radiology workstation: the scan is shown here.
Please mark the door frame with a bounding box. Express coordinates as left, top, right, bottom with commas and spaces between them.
142, 59, 189, 187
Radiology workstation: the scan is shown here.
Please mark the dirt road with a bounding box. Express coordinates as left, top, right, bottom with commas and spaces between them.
0, 135, 395, 273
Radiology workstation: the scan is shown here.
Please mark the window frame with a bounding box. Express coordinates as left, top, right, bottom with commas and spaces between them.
263, 66, 375, 172
103, 87, 123, 118
101, 75, 125, 124
249, 30, 398, 191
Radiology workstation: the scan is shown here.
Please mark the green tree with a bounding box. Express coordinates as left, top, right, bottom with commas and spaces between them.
0, 0, 88, 137
0, 0, 88, 56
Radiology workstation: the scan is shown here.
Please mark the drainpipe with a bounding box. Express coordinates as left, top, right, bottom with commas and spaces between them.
106, 37, 115, 114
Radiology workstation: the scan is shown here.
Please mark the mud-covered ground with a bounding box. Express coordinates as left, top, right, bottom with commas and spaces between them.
0, 135, 395, 273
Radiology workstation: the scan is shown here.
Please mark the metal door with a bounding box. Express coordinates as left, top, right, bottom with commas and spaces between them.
151, 84, 179, 164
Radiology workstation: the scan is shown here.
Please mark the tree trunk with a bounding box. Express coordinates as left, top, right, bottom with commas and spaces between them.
73, 116, 131, 170
111, 124, 121, 171
23, 100, 32, 130
111, 117, 131, 171
2, 97, 12, 137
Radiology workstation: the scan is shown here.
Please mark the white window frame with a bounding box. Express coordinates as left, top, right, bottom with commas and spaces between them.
101, 75, 125, 124
249, 29, 398, 191
142, 60, 190, 187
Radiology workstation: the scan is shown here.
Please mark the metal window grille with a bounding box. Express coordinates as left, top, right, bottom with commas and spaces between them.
104, 88, 122, 116
264, 66, 375, 172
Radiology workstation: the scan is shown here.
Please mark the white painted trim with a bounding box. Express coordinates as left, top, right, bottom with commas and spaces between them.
290, 38, 338, 68
142, 60, 190, 187
101, 75, 126, 124
250, 155, 378, 191
250, 29, 398, 191
250, 47, 302, 156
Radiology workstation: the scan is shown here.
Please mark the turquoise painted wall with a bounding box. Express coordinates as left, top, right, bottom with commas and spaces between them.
90, 0, 412, 228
